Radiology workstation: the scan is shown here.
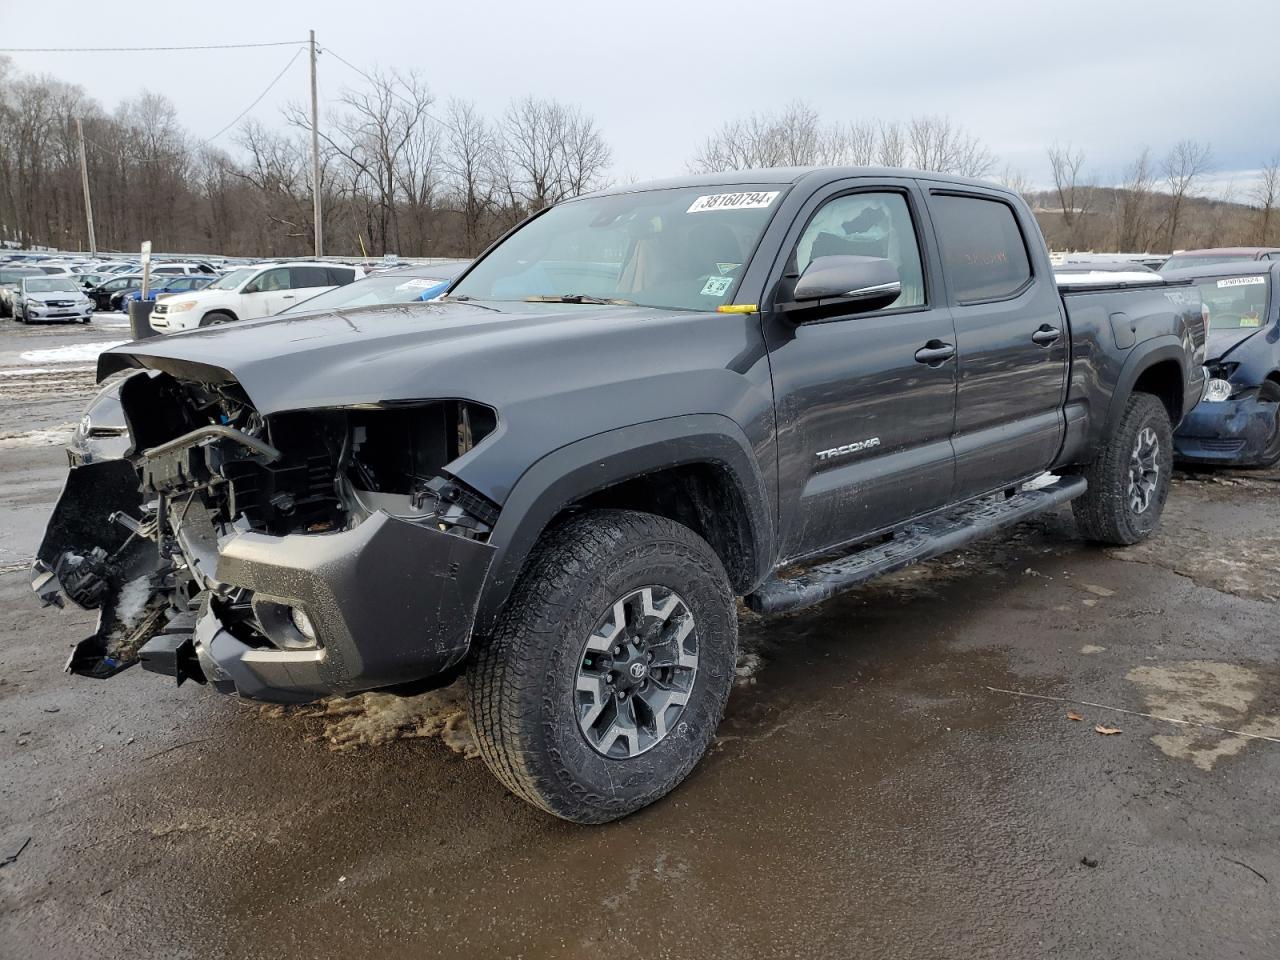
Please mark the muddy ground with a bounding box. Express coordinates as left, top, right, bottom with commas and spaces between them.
1, 322, 1277, 959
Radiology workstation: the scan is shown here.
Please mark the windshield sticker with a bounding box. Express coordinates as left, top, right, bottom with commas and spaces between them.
701, 276, 733, 297
1240, 315, 1262, 327
715, 262, 741, 275
687, 191, 779, 214
396, 278, 441, 290
1217, 276, 1267, 288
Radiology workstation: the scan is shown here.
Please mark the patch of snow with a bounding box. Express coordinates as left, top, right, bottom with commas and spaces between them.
19, 341, 127, 364
113, 576, 155, 631
0, 365, 96, 377
0, 425, 74, 448
265, 681, 479, 757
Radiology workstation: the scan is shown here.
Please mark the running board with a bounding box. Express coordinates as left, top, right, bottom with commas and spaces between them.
746, 475, 1087, 615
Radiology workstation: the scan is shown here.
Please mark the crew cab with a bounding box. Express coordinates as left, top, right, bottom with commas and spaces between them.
149, 262, 363, 331
33, 168, 1204, 823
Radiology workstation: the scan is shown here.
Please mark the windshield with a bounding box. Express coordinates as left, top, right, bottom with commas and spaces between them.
210, 268, 253, 290
279, 273, 452, 314
1196, 276, 1271, 330
25, 278, 80, 294
0, 268, 40, 285
1162, 254, 1258, 272
450, 185, 787, 311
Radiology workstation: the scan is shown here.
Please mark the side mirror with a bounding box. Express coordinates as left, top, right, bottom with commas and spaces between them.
243, 281, 261, 294
785, 255, 902, 320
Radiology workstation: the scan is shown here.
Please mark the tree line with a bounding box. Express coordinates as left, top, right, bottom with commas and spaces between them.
1, 62, 1276, 258
0, 55, 611, 258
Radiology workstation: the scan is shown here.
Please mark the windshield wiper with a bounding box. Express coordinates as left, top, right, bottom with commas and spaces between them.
522, 294, 636, 306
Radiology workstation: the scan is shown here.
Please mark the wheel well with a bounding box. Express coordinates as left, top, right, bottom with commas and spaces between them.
1266, 371, 1280, 388
565, 463, 758, 593
1132, 360, 1183, 425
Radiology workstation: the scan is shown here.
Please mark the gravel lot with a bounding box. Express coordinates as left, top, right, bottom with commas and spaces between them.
1, 321, 1277, 959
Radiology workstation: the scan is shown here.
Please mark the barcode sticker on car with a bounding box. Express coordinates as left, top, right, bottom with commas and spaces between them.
1217, 276, 1266, 288
687, 191, 779, 213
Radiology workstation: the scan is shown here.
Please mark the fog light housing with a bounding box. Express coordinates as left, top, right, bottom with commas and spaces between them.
290, 606, 318, 644
1203, 378, 1234, 402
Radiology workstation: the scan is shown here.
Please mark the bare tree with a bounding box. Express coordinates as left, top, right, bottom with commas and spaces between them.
1115, 148, 1156, 251
997, 166, 1034, 197
689, 104, 994, 176
442, 98, 498, 256
499, 96, 610, 213
1161, 139, 1212, 249
1252, 153, 1280, 245
903, 116, 995, 177
1047, 143, 1092, 249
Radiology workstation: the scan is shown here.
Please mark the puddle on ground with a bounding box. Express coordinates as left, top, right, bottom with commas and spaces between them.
1126, 660, 1280, 770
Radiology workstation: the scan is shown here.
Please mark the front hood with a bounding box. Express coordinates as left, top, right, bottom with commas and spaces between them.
1206, 325, 1269, 363
98, 301, 694, 414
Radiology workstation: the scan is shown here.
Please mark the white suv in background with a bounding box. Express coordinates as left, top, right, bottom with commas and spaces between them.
150, 262, 364, 332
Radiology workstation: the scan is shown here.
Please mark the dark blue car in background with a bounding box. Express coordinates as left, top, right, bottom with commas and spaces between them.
121, 274, 215, 305
1168, 261, 1280, 466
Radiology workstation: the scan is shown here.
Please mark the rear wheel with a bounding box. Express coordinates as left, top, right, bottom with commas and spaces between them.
1072, 392, 1173, 545
469, 509, 737, 824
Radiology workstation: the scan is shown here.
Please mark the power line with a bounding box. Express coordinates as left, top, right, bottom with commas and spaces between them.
0, 41, 305, 53
318, 43, 441, 122
81, 47, 305, 163
202, 47, 305, 143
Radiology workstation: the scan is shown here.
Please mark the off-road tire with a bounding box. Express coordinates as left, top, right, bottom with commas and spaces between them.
199, 311, 234, 327
469, 509, 737, 824
1072, 391, 1173, 545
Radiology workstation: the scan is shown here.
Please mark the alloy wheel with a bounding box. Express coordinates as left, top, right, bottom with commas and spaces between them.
1128, 425, 1160, 514
575, 585, 698, 759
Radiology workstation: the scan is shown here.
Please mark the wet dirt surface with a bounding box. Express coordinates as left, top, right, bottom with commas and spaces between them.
1, 323, 1277, 958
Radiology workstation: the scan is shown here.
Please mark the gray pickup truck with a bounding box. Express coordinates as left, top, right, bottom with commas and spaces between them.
34, 167, 1205, 823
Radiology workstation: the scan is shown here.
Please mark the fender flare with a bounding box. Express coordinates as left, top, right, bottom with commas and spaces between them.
471, 414, 774, 633
1100, 336, 1192, 441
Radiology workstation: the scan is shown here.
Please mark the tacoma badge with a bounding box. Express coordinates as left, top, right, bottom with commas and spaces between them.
816, 437, 881, 461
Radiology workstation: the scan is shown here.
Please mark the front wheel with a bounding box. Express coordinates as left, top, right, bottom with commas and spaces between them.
469, 509, 737, 823
1072, 392, 1173, 545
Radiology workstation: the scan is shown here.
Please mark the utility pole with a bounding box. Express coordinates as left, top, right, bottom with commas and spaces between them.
309, 29, 324, 258
75, 117, 97, 257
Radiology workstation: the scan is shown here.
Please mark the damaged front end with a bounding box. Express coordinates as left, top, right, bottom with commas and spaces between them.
33, 367, 498, 703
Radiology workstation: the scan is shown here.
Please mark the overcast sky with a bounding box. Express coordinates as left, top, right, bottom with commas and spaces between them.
2, 0, 1276, 192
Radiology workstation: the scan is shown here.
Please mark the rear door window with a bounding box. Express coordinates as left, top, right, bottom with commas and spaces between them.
290, 266, 332, 288
326, 267, 356, 286
929, 194, 1033, 302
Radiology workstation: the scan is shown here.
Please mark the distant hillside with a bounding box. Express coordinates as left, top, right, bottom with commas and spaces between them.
1025, 186, 1273, 254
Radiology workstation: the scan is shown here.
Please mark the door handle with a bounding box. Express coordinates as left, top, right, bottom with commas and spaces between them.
281, 294, 296, 299
1032, 325, 1061, 346
914, 340, 956, 365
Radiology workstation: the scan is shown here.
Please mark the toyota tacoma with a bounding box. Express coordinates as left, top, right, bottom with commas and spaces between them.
33, 168, 1205, 822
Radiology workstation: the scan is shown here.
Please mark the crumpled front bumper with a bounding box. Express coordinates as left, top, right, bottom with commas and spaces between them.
34, 457, 496, 703
1174, 394, 1280, 466
188, 512, 496, 703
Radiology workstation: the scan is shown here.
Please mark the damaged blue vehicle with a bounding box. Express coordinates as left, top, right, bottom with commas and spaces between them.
1166, 261, 1280, 467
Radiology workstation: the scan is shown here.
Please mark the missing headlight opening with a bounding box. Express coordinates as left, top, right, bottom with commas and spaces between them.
34, 368, 499, 679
